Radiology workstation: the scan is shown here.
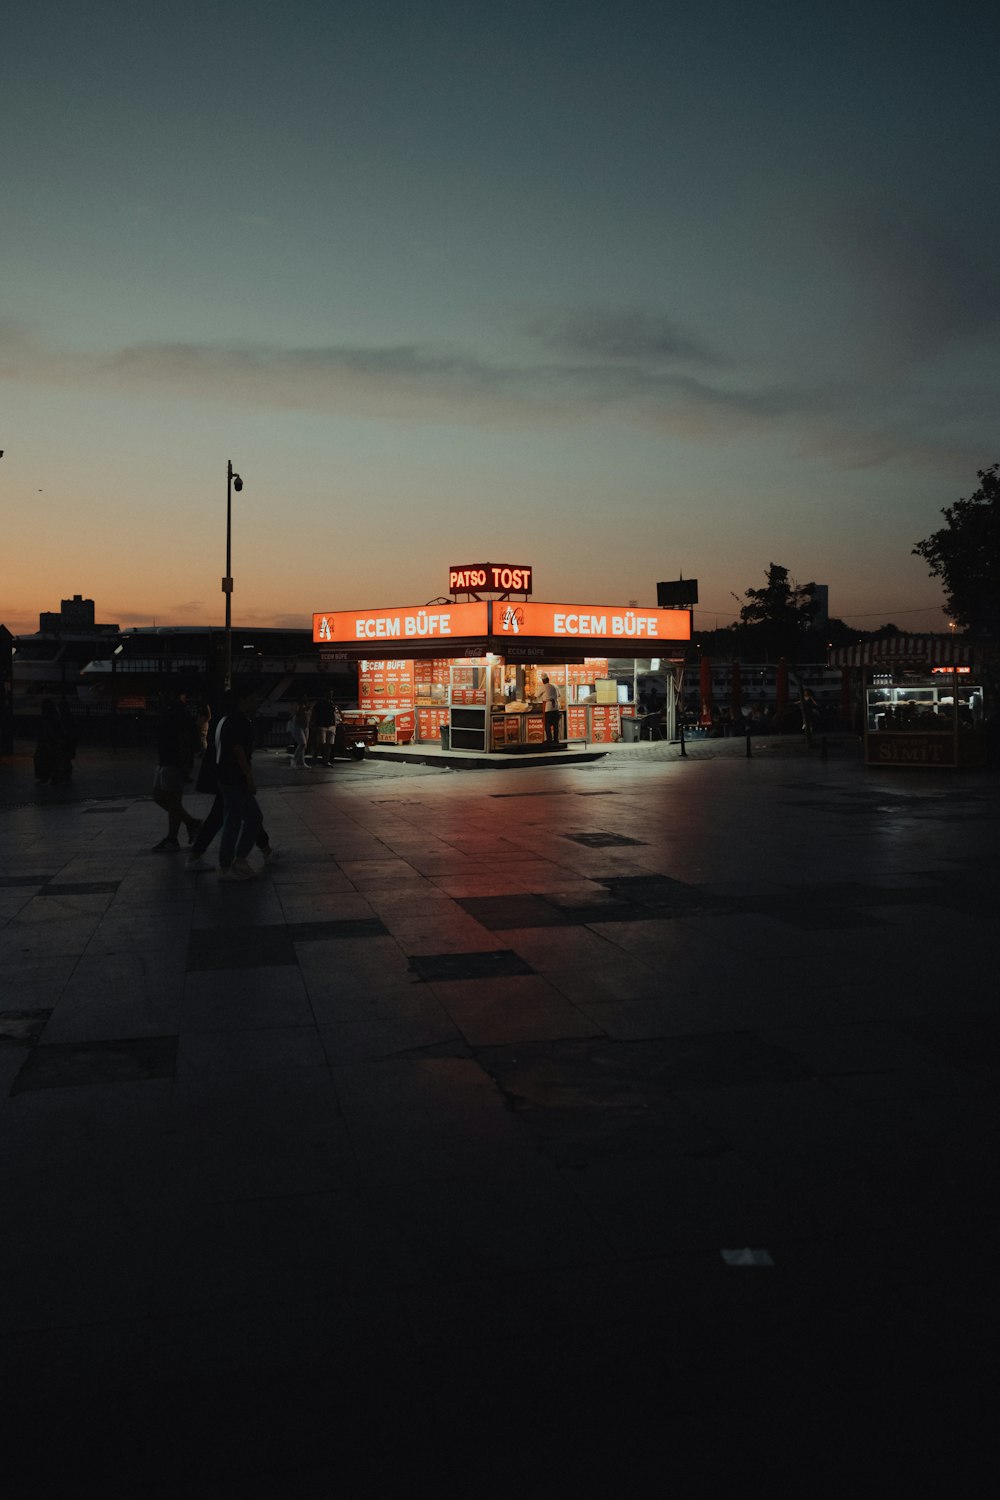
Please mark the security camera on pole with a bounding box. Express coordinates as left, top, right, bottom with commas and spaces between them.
223, 459, 243, 692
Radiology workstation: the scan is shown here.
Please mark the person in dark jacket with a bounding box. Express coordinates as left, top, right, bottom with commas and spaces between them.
215, 684, 267, 881
150, 690, 201, 851
186, 695, 276, 872
35, 699, 73, 785
312, 691, 340, 765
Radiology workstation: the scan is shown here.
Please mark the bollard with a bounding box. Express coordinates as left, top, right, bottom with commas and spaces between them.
679, 721, 687, 758
745, 726, 752, 758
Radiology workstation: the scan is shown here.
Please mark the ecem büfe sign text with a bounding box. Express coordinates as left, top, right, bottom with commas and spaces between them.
313, 603, 489, 643
312, 600, 690, 646
492, 601, 690, 642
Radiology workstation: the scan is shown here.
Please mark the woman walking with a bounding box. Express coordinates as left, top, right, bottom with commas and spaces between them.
289, 695, 311, 769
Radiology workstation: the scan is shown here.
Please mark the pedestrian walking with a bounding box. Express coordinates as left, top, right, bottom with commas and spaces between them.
34, 699, 73, 785
187, 697, 276, 872
312, 691, 340, 765
216, 683, 265, 881
195, 700, 212, 754
289, 694, 311, 769
150, 690, 201, 851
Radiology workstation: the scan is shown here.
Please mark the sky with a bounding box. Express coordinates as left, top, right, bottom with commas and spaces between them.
2, 0, 998, 637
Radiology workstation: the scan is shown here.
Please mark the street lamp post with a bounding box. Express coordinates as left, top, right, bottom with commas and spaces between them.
223, 459, 243, 692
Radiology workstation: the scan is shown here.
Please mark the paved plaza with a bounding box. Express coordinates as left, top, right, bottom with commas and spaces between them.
1, 736, 996, 1492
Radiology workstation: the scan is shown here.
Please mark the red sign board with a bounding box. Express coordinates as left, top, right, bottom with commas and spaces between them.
313, 602, 488, 645
869, 732, 957, 767
313, 598, 690, 649
358, 658, 415, 711
567, 705, 588, 738
590, 705, 621, 743
449, 563, 532, 594
418, 707, 450, 739
490, 601, 690, 644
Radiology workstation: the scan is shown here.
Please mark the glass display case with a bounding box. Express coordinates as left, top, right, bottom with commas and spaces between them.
864, 674, 985, 767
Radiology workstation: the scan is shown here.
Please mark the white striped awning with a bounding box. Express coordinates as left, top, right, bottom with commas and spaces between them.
828, 635, 973, 668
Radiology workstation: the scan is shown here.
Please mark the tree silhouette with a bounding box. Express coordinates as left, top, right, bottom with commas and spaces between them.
913, 464, 1000, 639
739, 563, 819, 657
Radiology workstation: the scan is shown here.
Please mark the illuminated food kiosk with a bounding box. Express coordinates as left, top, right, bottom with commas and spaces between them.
829, 636, 986, 768
313, 563, 691, 752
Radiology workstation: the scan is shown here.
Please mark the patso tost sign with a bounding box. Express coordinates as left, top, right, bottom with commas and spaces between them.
449, 563, 532, 594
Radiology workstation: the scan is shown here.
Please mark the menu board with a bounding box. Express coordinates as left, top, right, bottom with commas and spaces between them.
359, 658, 415, 712
566, 706, 588, 739
491, 714, 521, 746
590, 705, 621, 743
449, 660, 487, 706
417, 707, 450, 740
359, 655, 491, 718
536, 661, 608, 686
414, 658, 454, 687
525, 713, 546, 744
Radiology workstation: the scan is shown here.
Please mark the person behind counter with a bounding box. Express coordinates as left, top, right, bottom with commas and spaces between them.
533, 674, 562, 748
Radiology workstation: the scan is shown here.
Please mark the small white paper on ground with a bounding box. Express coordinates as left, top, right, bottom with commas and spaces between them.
721, 1248, 775, 1267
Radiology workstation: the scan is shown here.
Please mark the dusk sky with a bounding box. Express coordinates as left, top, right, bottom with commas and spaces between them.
3, 0, 998, 637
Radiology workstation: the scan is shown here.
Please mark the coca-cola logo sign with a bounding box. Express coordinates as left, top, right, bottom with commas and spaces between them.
497, 606, 525, 633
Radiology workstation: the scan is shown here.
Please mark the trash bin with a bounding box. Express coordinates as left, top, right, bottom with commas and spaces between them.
621, 716, 640, 743
440, 726, 450, 750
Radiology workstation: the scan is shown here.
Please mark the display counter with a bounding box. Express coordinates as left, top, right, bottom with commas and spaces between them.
489, 708, 550, 747
864, 677, 985, 767
341, 709, 414, 745
347, 659, 642, 752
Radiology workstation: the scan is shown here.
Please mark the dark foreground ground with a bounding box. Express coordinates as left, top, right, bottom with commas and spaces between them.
1, 737, 996, 1494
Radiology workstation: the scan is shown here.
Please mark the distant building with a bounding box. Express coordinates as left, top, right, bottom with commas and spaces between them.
38, 594, 119, 634
13, 595, 122, 706
810, 584, 829, 629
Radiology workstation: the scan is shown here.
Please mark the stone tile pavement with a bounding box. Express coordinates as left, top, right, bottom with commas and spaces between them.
1, 738, 997, 1491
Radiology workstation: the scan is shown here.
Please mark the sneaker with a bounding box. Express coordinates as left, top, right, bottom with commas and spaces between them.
218, 858, 256, 882
186, 819, 204, 845
260, 845, 278, 863
185, 854, 212, 872
152, 837, 180, 852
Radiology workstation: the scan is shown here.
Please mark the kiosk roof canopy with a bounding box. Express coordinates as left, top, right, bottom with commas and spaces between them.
313, 599, 691, 657
828, 635, 973, 667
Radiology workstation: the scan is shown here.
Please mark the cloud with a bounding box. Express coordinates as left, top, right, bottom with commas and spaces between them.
526, 306, 725, 366
791, 416, 986, 475
0, 313, 988, 475
92, 336, 570, 424
0, 318, 742, 429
